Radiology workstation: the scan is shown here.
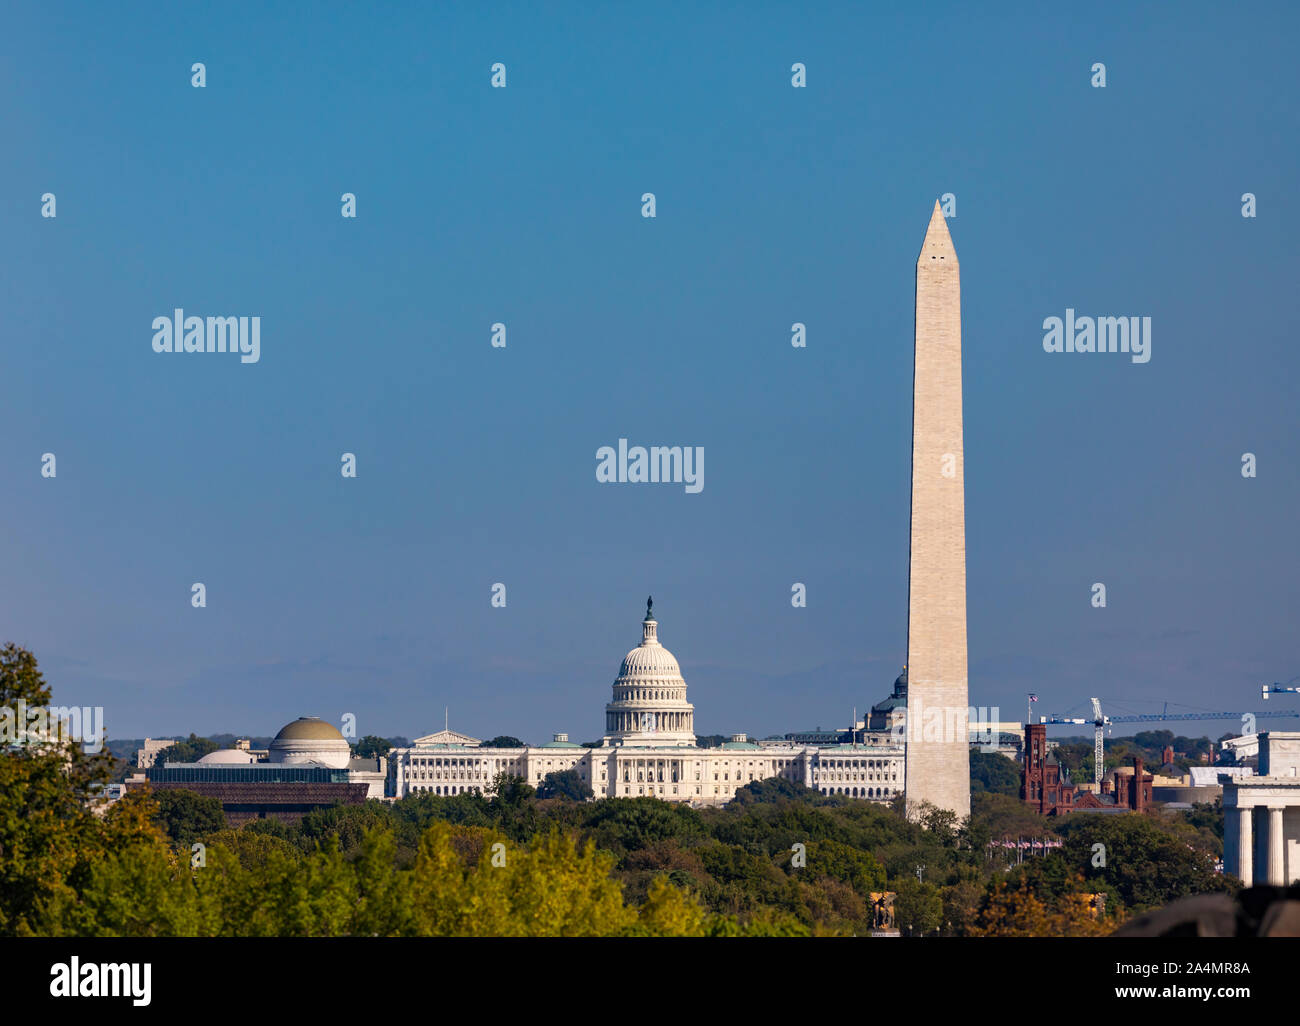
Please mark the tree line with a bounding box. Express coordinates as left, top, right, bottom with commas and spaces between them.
1, 644, 1233, 937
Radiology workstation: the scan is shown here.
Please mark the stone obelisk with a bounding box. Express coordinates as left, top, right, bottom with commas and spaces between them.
903, 201, 970, 820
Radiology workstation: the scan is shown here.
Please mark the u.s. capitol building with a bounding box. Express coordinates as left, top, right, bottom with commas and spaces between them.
389, 599, 906, 805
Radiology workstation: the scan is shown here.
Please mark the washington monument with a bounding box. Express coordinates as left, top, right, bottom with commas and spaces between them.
904, 201, 971, 820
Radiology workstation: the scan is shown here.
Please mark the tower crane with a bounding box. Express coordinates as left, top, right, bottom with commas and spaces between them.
1262, 681, 1300, 700
1037, 699, 1107, 786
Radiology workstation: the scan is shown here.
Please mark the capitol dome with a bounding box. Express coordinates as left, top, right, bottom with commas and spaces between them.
618, 638, 682, 678
604, 598, 696, 747
268, 716, 351, 768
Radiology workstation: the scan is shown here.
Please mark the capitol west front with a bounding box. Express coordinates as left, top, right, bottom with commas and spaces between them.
389, 601, 906, 805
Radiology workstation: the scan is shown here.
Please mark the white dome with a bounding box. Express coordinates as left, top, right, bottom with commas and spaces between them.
618, 641, 681, 679
604, 598, 695, 746
197, 748, 256, 765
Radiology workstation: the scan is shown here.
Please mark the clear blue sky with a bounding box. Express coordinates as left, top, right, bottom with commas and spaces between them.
2, 2, 1297, 742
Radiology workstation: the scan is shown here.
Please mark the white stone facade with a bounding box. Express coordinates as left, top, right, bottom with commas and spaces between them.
135, 737, 176, 769
389, 735, 904, 805
389, 604, 905, 806
1223, 732, 1300, 886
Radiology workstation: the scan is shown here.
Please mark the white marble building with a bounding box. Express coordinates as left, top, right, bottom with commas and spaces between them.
389, 601, 905, 806
1224, 732, 1300, 886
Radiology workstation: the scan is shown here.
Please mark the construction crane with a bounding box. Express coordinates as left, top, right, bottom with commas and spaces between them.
1089, 698, 1106, 786
1036, 698, 1108, 787
1105, 706, 1300, 724
1262, 681, 1300, 700
1039, 697, 1300, 787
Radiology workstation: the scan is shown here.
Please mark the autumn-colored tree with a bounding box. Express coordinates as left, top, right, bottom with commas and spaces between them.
941, 876, 985, 935
630, 876, 712, 936
968, 877, 1112, 937
408, 822, 633, 936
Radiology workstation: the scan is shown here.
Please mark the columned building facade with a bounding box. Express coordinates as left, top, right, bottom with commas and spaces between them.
1224, 732, 1300, 887
388, 601, 906, 806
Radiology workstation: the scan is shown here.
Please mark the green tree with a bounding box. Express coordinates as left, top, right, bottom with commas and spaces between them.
583, 798, 706, 857
970, 749, 1021, 796
0, 643, 155, 935
893, 877, 943, 936
1183, 799, 1225, 844
1056, 813, 1231, 913
152, 788, 227, 847
68, 835, 208, 937
349, 829, 412, 936
160, 734, 218, 765
353, 735, 393, 759
537, 768, 594, 801
489, 772, 535, 804
730, 777, 822, 805
969, 792, 1059, 859
299, 801, 396, 854
797, 839, 887, 894
483, 736, 525, 748
206, 828, 302, 870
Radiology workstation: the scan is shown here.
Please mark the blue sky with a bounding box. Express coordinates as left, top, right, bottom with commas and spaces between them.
2, 2, 1297, 742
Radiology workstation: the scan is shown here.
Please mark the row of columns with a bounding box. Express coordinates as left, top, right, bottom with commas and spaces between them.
619, 689, 682, 702
622, 757, 684, 784
608, 710, 690, 732
1230, 804, 1288, 887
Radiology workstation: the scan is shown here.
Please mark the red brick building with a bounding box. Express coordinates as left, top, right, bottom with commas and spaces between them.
1021, 723, 1076, 815
1021, 723, 1152, 816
